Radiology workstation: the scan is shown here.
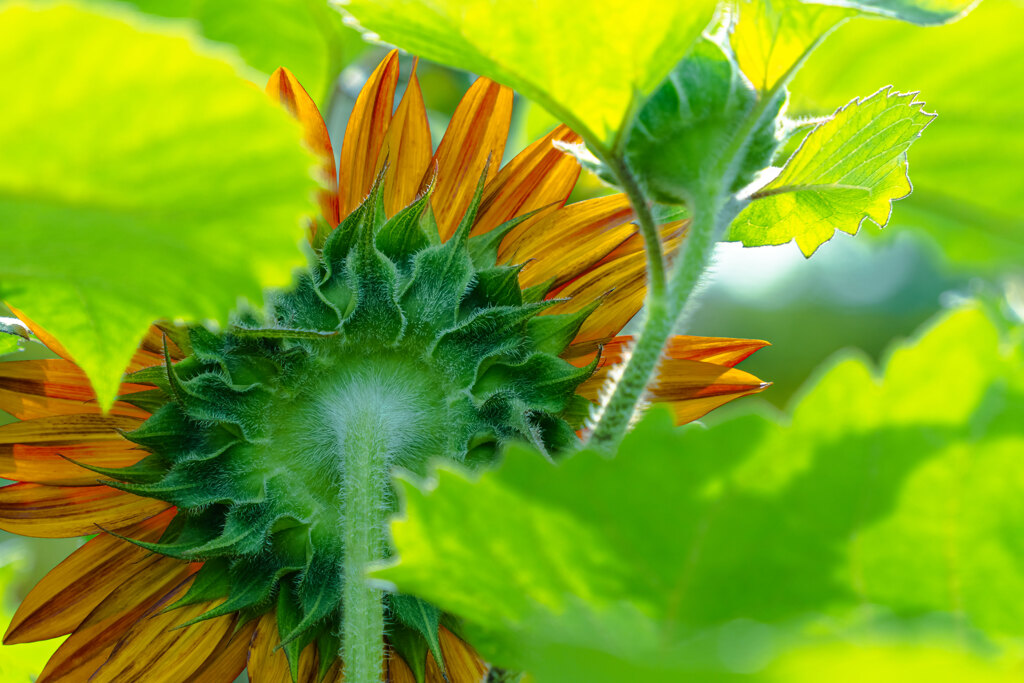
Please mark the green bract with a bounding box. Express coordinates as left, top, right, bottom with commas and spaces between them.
95, 179, 596, 680
0, 3, 319, 411
624, 36, 783, 207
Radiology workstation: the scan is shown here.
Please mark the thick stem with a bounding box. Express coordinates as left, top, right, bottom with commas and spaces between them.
340, 409, 389, 683
587, 189, 723, 452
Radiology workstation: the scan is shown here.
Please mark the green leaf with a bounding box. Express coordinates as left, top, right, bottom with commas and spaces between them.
335, 0, 718, 150
389, 594, 445, 681
0, 317, 29, 357
375, 305, 1024, 679
111, 0, 366, 104
788, 0, 1024, 271
0, 4, 318, 409
732, 0, 856, 92
814, 0, 978, 25
624, 36, 783, 206
729, 87, 934, 255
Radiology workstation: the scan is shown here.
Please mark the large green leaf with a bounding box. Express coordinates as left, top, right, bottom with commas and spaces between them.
729, 87, 934, 255
789, 0, 1024, 270
110, 0, 365, 103
0, 4, 318, 409
334, 0, 718, 150
376, 305, 1024, 678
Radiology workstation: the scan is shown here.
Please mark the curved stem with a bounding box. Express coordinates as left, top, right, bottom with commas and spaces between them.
340, 410, 389, 683
587, 188, 722, 452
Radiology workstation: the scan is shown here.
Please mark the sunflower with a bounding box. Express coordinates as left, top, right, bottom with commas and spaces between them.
0, 51, 768, 683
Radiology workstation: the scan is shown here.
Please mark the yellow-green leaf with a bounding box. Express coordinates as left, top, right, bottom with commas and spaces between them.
728, 87, 934, 255
334, 0, 719, 151
0, 4, 318, 409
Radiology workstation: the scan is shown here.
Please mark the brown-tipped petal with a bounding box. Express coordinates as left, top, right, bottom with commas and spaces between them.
339, 50, 400, 218
0, 414, 145, 486
471, 124, 582, 238
425, 78, 513, 241
36, 561, 197, 683
0, 482, 169, 538
375, 58, 433, 217
90, 576, 234, 683
4, 510, 174, 644
0, 360, 150, 420
267, 67, 340, 229
424, 627, 488, 683
191, 619, 257, 683
508, 194, 635, 289
247, 612, 320, 683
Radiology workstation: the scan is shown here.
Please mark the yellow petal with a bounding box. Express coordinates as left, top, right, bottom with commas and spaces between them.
191, 619, 256, 683
339, 50, 400, 218
472, 124, 581, 238
0, 359, 150, 421
375, 58, 433, 217
426, 77, 513, 241
90, 576, 234, 683
425, 627, 487, 683
247, 612, 321, 683
267, 67, 340, 231
4, 510, 173, 644
0, 414, 145, 486
507, 193, 635, 289
0, 482, 169, 538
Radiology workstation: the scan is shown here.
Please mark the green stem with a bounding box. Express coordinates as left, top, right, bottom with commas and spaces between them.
340, 409, 389, 683
587, 183, 724, 452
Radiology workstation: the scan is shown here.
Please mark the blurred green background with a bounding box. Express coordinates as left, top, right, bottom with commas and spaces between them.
1, 0, 1021, 678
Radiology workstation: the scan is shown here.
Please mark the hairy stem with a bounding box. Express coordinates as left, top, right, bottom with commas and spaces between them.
587, 185, 723, 452
340, 409, 389, 683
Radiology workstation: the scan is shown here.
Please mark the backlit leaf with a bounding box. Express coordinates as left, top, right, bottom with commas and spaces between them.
375, 305, 1024, 679
728, 87, 934, 255
818, 0, 978, 25
0, 4, 318, 409
335, 0, 719, 150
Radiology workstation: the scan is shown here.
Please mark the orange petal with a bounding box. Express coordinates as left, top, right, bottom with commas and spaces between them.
425, 77, 513, 241
0, 482, 169, 538
425, 627, 487, 683
7, 303, 72, 361
510, 194, 636, 289
192, 619, 257, 683
0, 414, 145, 486
388, 648, 417, 683
247, 612, 320, 683
553, 222, 687, 353
375, 58, 433, 217
583, 335, 770, 368
339, 50, 400, 218
471, 125, 582, 238
267, 67, 340, 229
0, 359, 151, 420
90, 576, 234, 683
36, 561, 197, 683
4, 510, 174, 644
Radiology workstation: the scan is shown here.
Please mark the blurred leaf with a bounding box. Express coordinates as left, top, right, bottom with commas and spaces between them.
732, 0, 856, 91
376, 305, 1024, 678
111, 0, 365, 103
335, 0, 718, 150
815, 0, 978, 25
624, 36, 782, 206
0, 4, 318, 409
789, 0, 1024, 271
729, 87, 934, 255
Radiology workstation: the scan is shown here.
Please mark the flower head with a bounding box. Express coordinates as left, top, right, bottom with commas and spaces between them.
0, 52, 767, 682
